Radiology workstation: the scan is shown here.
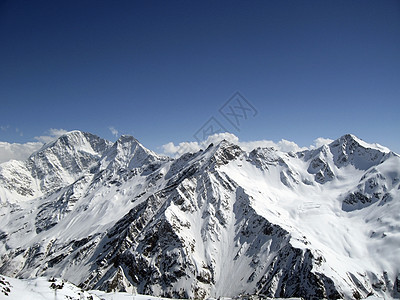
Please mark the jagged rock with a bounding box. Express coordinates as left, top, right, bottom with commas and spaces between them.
0, 132, 399, 299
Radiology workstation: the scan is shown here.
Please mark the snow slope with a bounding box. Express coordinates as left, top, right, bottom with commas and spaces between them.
0, 131, 112, 202
0, 274, 174, 300
0, 131, 399, 299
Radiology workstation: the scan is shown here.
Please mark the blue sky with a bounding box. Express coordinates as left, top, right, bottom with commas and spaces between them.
0, 0, 399, 154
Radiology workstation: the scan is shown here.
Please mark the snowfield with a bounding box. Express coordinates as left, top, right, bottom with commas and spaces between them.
0, 131, 399, 299
0, 274, 175, 299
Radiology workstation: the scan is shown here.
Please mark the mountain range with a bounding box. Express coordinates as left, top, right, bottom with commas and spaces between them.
0, 131, 399, 299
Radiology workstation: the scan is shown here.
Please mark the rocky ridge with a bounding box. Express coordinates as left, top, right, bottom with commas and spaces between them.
0, 131, 399, 299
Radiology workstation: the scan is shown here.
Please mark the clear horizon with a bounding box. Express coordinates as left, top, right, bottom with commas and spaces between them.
1, 1, 399, 157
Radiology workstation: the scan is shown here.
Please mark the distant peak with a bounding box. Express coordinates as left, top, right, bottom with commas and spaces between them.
29, 130, 111, 161
116, 135, 139, 144
208, 139, 243, 165
40, 130, 85, 148
64, 129, 83, 135
341, 133, 361, 143
55, 130, 104, 144
202, 139, 237, 154
57, 130, 88, 139
216, 139, 236, 149
334, 134, 390, 153
344, 133, 357, 139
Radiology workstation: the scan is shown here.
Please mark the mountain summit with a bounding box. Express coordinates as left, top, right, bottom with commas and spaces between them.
0, 132, 399, 299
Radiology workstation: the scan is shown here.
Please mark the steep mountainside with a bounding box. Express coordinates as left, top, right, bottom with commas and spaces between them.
0, 131, 399, 299
0, 131, 112, 201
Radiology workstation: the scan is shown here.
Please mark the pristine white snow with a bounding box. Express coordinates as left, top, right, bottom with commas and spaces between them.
219, 149, 400, 298
0, 275, 174, 300
0, 131, 399, 299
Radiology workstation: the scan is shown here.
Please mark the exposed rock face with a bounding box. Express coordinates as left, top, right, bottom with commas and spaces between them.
0, 131, 399, 299
0, 131, 112, 199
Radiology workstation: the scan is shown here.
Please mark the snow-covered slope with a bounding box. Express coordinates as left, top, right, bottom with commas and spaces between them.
99, 135, 168, 171
0, 132, 399, 299
0, 274, 174, 300
0, 131, 112, 202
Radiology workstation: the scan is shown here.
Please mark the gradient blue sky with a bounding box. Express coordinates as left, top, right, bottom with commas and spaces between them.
1, 0, 399, 153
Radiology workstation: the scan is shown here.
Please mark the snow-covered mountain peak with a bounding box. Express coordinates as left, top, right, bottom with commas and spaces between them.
341, 134, 390, 153
116, 134, 140, 144
0, 131, 112, 200
207, 139, 244, 166
36, 130, 108, 153
99, 134, 165, 170
331, 134, 384, 153
296, 134, 393, 185
248, 146, 287, 171
0, 132, 399, 299
27, 131, 112, 189
328, 134, 389, 170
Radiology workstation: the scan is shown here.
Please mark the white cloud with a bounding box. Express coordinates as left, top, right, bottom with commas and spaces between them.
237, 139, 307, 153
310, 137, 334, 149
48, 128, 69, 137
161, 133, 307, 157
162, 133, 239, 157
204, 132, 239, 146
277, 139, 307, 152
109, 126, 119, 137
162, 141, 201, 157
0, 128, 70, 163
34, 128, 69, 144
0, 128, 71, 163
0, 142, 43, 164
